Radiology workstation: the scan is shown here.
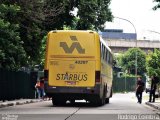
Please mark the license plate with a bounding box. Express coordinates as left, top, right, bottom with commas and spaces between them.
66, 81, 76, 85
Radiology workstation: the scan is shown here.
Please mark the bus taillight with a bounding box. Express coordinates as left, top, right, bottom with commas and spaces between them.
95, 71, 100, 83
44, 70, 48, 81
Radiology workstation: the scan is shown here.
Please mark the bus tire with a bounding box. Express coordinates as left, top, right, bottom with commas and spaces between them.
52, 97, 66, 106
70, 99, 75, 104
95, 91, 105, 106
105, 98, 109, 104
110, 88, 113, 97
52, 98, 59, 106
98, 95, 105, 106
90, 96, 104, 106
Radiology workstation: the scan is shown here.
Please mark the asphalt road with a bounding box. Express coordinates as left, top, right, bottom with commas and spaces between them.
0, 93, 159, 120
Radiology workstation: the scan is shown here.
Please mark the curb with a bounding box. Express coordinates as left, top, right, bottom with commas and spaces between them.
0, 99, 44, 108
145, 102, 160, 110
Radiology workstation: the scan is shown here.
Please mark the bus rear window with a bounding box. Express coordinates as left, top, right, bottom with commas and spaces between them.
48, 31, 96, 57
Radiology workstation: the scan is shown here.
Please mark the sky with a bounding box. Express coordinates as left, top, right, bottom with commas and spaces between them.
104, 0, 160, 40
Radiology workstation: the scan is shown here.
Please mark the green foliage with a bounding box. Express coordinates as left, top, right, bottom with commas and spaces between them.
0, 0, 113, 70
39, 36, 47, 66
15, 0, 45, 66
120, 48, 146, 76
0, 4, 26, 70
153, 0, 160, 10
42, 0, 66, 30
44, 0, 113, 31
1, 1, 48, 67
113, 54, 123, 68
146, 49, 160, 78
75, 0, 112, 30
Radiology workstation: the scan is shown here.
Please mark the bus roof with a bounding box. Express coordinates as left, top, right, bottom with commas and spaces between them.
48, 30, 97, 34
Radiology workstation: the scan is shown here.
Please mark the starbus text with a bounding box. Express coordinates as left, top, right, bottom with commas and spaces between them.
56, 73, 88, 81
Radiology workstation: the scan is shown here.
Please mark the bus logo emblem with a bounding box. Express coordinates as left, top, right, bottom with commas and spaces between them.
60, 36, 85, 54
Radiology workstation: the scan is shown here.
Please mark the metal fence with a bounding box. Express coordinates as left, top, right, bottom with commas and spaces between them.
0, 68, 147, 100
0, 69, 37, 101
113, 76, 146, 93
112, 77, 136, 93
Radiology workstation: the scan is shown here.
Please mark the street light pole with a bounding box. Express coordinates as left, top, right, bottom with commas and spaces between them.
147, 30, 160, 35
113, 17, 137, 38
113, 16, 137, 78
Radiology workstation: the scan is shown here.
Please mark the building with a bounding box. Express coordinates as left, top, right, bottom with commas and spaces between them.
100, 29, 137, 40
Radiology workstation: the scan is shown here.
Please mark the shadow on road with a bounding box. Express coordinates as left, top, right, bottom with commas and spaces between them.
48, 101, 110, 108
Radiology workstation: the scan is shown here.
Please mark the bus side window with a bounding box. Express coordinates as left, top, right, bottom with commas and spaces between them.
101, 43, 103, 59
104, 47, 106, 61
109, 52, 111, 64
107, 51, 110, 64
105, 49, 108, 63
110, 54, 113, 65
101, 44, 103, 59
102, 45, 105, 60
109, 53, 113, 66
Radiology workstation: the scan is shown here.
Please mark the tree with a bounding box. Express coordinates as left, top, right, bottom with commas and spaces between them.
39, 36, 47, 66
0, 0, 113, 69
0, 4, 26, 70
74, 0, 113, 30
14, 0, 47, 66
153, 0, 160, 10
146, 49, 160, 78
1, 0, 63, 67
44, 0, 113, 31
15, 0, 112, 65
43, 0, 74, 30
0, 1, 44, 67
120, 48, 146, 76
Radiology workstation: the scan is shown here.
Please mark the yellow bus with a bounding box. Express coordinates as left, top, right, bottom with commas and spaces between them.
44, 30, 113, 106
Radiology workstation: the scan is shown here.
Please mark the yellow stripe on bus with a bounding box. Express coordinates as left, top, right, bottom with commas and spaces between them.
50, 55, 95, 58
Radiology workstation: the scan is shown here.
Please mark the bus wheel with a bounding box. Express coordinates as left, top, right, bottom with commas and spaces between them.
96, 95, 105, 106
97, 97, 105, 106
70, 99, 75, 104
110, 88, 113, 97
52, 97, 66, 106
52, 98, 59, 106
105, 98, 109, 104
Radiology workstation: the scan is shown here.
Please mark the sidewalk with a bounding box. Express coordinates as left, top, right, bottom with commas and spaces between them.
0, 99, 45, 108
145, 98, 160, 110
141, 92, 160, 110
129, 92, 160, 110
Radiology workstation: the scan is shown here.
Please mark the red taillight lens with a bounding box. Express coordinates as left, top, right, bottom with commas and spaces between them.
95, 71, 100, 82
44, 70, 48, 81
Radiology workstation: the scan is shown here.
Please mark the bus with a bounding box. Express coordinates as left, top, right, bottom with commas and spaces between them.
44, 30, 113, 106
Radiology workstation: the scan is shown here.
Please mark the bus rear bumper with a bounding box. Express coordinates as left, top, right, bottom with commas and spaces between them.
44, 83, 100, 99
